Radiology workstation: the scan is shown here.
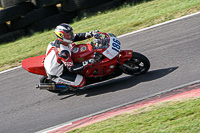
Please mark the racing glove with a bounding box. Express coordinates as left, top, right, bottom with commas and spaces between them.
85, 31, 93, 38
85, 30, 99, 38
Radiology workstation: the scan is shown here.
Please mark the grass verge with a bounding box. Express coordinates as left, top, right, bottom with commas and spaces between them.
0, 0, 200, 71
69, 97, 200, 133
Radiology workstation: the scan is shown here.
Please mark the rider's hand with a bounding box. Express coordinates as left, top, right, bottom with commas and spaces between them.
93, 30, 99, 35
85, 31, 93, 38
85, 30, 99, 38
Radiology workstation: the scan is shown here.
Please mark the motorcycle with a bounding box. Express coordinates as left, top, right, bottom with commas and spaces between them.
22, 32, 150, 93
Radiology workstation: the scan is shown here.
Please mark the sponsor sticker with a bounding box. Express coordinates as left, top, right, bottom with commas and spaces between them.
72, 47, 79, 53
64, 62, 74, 67
106, 50, 109, 54
80, 46, 86, 52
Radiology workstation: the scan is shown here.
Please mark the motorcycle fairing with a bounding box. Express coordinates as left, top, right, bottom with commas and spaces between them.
102, 35, 121, 59
21, 55, 47, 76
81, 57, 118, 77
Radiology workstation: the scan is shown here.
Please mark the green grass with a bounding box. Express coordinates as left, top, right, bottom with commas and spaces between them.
69, 97, 200, 133
0, 0, 200, 71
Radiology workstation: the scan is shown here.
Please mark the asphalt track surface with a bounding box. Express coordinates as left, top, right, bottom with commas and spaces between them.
0, 13, 200, 133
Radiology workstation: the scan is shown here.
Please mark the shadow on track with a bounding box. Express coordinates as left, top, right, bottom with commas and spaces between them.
60, 67, 178, 100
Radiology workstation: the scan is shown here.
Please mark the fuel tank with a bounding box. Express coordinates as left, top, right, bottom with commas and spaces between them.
71, 44, 94, 63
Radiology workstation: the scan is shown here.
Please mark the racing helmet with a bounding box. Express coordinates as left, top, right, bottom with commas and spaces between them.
54, 23, 75, 44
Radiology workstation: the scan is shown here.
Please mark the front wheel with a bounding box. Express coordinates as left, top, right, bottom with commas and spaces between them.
122, 52, 150, 75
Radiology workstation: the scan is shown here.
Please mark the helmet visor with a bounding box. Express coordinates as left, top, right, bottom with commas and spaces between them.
63, 31, 74, 41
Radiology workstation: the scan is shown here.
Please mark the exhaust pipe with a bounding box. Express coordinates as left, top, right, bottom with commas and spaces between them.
36, 83, 56, 90
36, 83, 67, 90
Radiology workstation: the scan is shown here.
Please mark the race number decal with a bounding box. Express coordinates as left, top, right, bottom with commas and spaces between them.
103, 35, 121, 59
112, 38, 121, 53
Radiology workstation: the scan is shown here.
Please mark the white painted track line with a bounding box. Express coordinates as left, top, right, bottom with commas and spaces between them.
0, 66, 21, 74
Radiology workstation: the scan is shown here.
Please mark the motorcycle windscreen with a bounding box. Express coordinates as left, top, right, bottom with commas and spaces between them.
21, 55, 47, 76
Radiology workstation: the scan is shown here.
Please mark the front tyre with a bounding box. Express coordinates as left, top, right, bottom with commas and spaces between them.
122, 52, 150, 75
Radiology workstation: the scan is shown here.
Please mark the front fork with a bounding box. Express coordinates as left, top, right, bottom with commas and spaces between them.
117, 50, 134, 71
118, 50, 133, 65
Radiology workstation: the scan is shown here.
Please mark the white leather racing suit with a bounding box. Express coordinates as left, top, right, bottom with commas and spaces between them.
44, 33, 88, 87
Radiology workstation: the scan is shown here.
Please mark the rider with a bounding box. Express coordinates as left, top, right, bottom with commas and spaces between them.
44, 23, 97, 91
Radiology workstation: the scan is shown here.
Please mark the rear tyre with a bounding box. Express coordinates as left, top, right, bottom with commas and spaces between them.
32, 0, 64, 8
78, 0, 123, 16
62, 0, 112, 12
11, 5, 59, 30
0, 23, 10, 35
0, 29, 26, 44
1, 0, 28, 8
122, 52, 150, 75
27, 12, 76, 33
0, 2, 35, 23
39, 76, 61, 93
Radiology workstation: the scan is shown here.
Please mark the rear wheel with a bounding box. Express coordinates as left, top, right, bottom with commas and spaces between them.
122, 52, 150, 75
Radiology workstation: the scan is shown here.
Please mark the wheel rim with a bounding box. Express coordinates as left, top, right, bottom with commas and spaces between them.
125, 58, 146, 75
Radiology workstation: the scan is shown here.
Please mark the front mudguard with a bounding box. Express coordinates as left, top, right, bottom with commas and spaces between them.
117, 50, 133, 65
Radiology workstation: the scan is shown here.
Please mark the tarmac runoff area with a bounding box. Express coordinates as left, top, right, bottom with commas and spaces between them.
39, 81, 200, 133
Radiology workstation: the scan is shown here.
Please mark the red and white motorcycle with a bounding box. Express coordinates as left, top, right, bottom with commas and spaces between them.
22, 32, 150, 93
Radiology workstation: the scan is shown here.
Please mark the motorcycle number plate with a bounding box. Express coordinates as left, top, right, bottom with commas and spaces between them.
103, 36, 121, 59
